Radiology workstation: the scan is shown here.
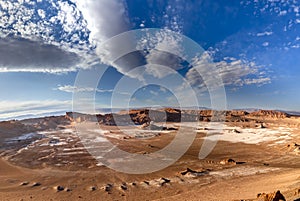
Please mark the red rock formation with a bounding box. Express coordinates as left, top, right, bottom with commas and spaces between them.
249, 110, 289, 118
65, 108, 292, 126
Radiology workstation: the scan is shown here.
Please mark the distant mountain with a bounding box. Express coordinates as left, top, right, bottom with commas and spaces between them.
233, 108, 300, 117
0, 111, 67, 122
279, 110, 300, 116
232, 108, 260, 113
175, 106, 210, 110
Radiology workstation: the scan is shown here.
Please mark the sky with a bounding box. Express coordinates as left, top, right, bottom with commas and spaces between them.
0, 0, 300, 120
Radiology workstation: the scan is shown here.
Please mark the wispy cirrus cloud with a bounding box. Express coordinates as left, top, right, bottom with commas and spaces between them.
256, 31, 273, 37
55, 85, 133, 98
56, 85, 113, 93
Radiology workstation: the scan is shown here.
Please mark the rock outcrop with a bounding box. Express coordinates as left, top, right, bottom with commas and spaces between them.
64, 108, 292, 125
256, 190, 286, 201
249, 110, 289, 118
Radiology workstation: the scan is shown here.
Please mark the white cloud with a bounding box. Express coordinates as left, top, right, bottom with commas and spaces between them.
70, 0, 153, 80
56, 85, 113, 93
159, 86, 167, 93
0, 0, 95, 73
150, 90, 159, 96
279, 10, 287, 16
137, 28, 186, 79
244, 77, 271, 85
0, 100, 72, 121
0, 0, 276, 97
163, 1, 184, 33
262, 42, 269, 46
144, 63, 179, 79
89, 26, 186, 80
0, 38, 81, 73
37, 9, 45, 19
224, 57, 237, 61
0, 0, 188, 78
57, 1, 81, 33
57, 85, 91, 93
71, 0, 129, 43
256, 31, 273, 37
185, 52, 270, 93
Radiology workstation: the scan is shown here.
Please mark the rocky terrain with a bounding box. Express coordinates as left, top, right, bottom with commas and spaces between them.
0, 109, 300, 201
66, 109, 294, 125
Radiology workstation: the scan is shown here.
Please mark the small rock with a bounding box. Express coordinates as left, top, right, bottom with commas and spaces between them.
89, 186, 96, 191
232, 129, 241, 133
20, 181, 29, 186
147, 144, 155, 148
105, 184, 113, 193
120, 183, 127, 191
49, 138, 60, 145
220, 158, 236, 165
260, 123, 267, 128
160, 178, 171, 186
31, 182, 41, 187
54, 185, 64, 191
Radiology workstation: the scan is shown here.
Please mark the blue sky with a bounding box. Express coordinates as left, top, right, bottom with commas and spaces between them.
0, 0, 300, 120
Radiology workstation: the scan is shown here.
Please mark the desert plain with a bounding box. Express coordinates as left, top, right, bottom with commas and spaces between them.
0, 109, 300, 201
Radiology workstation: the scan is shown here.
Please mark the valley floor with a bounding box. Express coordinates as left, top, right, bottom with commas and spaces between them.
1, 118, 300, 201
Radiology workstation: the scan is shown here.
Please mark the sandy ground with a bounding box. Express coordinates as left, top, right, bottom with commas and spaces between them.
0, 118, 300, 201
